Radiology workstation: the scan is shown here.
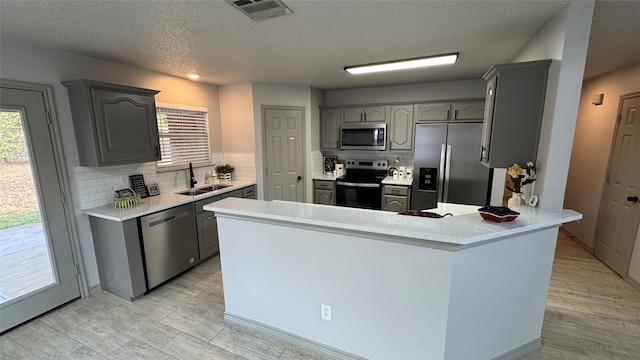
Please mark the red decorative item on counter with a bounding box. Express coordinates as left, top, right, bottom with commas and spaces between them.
478, 206, 520, 223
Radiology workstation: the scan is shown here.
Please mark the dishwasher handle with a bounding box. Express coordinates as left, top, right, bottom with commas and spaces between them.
147, 211, 188, 227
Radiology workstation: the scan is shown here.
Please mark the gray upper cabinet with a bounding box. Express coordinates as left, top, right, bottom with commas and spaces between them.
320, 108, 341, 150
480, 60, 551, 168
62, 79, 161, 167
389, 105, 414, 151
452, 101, 484, 121
343, 106, 388, 123
414, 103, 451, 122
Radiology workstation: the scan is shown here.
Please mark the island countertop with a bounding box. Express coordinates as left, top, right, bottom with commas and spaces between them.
204, 198, 582, 247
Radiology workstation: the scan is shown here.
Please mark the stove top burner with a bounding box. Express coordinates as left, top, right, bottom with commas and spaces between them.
339, 159, 388, 184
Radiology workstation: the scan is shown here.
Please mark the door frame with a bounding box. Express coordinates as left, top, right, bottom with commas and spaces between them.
261, 105, 306, 202
0, 79, 88, 298
594, 92, 640, 277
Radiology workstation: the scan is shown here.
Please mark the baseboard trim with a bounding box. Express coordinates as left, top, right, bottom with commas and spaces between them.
560, 227, 594, 254
625, 276, 640, 292
492, 338, 541, 360
225, 312, 541, 360
88, 285, 102, 296
224, 312, 366, 360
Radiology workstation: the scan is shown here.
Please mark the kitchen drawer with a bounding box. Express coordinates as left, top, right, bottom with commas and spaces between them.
242, 185, 256, 199
314, 180, 335, 190
194, 195, 223, 213
384, 185, 409, 196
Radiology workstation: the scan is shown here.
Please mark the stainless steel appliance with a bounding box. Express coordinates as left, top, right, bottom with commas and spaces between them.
336, 159, 388, 210
411, 123, 490, 210
140, 203, 199, 289
340, 123, 387, 150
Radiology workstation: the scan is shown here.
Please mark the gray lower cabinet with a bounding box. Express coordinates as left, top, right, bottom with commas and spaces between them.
313, 180, 335, 205
195, 195, 222, 261
382, 185, 411, 212
89, 184, 255, 301
62, 79, 161, 167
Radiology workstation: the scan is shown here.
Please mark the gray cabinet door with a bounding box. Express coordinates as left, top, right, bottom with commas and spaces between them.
320, 108, 340, 149
314, 189, 334, 205
343, 107, 364, 123
197, 212, 219, 260
414, 103, 451, 122
452, 101, 485, 121
91, 88, 160, 164
389, 105, 414, 150
62, 79, 161, 166
481, 60, 551, 167
383, 195, 408, 212
364, 106, 388, 122
343, 106, 388, 123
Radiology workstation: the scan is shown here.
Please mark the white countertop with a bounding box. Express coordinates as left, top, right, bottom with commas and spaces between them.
205, 198, 582, 247
83, 180, 256, 221
381, 175, 413, 186
312, 173, 342, 181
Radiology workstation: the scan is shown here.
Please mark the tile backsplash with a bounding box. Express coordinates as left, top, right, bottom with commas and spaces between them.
75, 152, 256, 209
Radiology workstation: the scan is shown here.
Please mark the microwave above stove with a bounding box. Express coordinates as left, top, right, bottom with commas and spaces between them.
340, 123, 387, 151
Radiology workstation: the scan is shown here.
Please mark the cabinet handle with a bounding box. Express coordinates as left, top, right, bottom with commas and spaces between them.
454, 110, 458, 119
446, 110, 450, 120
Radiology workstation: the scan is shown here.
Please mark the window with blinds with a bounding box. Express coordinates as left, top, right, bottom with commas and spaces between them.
156, 105, 210, 171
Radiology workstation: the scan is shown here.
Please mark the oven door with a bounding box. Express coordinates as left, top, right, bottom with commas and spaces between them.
336, 181, 382, 210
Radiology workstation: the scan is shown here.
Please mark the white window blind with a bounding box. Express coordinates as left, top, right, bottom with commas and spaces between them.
156, 105, 210, 171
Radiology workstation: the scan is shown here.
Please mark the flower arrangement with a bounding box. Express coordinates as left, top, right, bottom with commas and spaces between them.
506, 161, 536, 194
215, 164, 235, 174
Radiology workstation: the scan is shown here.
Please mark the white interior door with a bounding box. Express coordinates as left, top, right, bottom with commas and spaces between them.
594, 94, 640, 277
263, 108, 305, 202
0, 84, 80, 332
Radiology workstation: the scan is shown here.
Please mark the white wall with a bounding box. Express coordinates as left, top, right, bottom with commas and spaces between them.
325, 79, 486, 106
510, 1, 594, 210
0, 40, 224, 289
562, 63, 640, 282
563, 64, 640, 247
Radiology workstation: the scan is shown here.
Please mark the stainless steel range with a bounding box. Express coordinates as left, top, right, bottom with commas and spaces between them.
336, 159, 388, 210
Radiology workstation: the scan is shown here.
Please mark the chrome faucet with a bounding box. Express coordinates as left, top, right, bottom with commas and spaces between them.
189, 162, 197, 188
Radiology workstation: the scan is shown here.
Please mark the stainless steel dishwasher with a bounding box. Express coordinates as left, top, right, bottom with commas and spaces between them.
140, 203, 199, 289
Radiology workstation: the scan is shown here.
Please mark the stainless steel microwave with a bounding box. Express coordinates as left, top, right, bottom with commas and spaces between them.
340, 123, 387, 150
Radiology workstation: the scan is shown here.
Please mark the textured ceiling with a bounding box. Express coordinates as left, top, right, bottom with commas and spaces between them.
0, 1, 637, 90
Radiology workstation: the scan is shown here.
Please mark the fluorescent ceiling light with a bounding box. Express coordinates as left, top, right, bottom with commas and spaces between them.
187, 74, 200, 80
344, 53, 458, 75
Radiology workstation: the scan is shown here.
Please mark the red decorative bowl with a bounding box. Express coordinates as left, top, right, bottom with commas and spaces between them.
478, 207, 520, 222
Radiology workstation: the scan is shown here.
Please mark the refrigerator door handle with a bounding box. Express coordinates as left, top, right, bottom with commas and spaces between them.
443, 144, 452, 203
438, 144, 446, 202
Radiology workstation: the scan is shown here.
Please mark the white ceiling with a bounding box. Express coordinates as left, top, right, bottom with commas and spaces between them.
0, 0, 638, 90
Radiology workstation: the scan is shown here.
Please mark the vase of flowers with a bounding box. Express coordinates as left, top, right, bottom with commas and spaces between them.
506, 162, 536, 207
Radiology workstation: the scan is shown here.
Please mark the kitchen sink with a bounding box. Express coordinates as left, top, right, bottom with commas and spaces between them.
176, 184, 232, 196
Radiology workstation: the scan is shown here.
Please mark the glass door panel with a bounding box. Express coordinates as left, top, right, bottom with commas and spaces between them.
0, 110, 55, 304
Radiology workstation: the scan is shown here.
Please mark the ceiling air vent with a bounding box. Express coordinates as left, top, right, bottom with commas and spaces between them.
226, 0, 293, 21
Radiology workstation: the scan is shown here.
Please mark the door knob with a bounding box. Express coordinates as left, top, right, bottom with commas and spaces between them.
297, 176, 302, 182
627, 196, 639, 203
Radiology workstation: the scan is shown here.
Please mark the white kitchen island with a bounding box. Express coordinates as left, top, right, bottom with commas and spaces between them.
204, 198, 581, 360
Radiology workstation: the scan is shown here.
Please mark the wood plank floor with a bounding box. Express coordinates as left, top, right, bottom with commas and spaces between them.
1, 230, 639, 359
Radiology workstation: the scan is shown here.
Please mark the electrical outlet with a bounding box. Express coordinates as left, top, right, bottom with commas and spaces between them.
321, 303, 332, 321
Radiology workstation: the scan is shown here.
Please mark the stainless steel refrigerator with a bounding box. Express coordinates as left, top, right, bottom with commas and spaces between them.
411, 123, 490, 210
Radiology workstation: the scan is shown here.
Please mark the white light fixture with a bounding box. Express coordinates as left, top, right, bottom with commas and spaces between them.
187, 74, 200, 80
345, 53, 458, 75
